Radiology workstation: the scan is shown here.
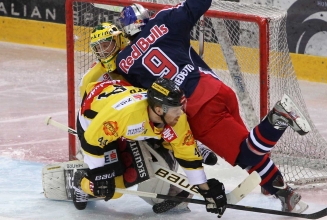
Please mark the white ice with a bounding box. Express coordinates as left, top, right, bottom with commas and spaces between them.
0, 42, 327, 220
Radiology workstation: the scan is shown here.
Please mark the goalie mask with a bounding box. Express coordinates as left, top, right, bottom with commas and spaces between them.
119, 3, 150, 38
90, 23, 127, 72
147, 78, 187, 117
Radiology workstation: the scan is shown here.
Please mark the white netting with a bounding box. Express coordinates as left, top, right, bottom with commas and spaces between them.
70, 0, 327, 185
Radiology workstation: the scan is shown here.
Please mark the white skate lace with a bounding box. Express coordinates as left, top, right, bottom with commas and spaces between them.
73, 186, 89, 202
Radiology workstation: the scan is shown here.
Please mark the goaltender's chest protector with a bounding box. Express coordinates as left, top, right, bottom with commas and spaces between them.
116, 0, 212, 98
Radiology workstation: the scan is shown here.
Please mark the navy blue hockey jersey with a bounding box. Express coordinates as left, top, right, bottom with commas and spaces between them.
116, 0, 220, 100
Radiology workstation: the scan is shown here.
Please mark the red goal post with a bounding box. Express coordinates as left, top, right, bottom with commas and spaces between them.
65, 0, 327, 186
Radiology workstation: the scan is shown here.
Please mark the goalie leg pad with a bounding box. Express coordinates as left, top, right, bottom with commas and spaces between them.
42, 160, 89, 201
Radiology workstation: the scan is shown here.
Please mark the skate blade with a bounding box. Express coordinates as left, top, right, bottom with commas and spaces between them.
170, 206, 191, 213
291, 200, 309, 214
280, 94, 312, 135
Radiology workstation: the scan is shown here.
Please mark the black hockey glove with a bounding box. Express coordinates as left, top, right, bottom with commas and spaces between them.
85, 168, 116, 201
198, 178, 227, 218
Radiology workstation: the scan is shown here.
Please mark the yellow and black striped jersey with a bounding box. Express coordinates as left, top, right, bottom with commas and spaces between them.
78, 80, 206, 185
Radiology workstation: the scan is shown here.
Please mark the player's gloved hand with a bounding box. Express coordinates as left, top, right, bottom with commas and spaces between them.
197, 178, 227, 218
83, 168, 116, 201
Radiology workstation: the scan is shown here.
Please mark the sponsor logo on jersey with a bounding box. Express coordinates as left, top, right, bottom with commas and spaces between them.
162, 126, 178, 142
119, 24, 169, 73
183, 130, 195, 146
173, 64, 195, 86
103, 121, 119, 137
151, 83, 170, 96
104, 150, 119, 165
102, 73, 110, 80
126, 121, 145, 136
131, 92, 147, 101
112, 96, 135, 110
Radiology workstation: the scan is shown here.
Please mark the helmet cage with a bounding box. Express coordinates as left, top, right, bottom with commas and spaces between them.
91, 37, 119, 60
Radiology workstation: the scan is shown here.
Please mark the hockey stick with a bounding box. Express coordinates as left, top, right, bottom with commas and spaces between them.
44, 116, 77, 135
116, 188, 326, 219
227, 204, 327, 219
44, 120, 324, 218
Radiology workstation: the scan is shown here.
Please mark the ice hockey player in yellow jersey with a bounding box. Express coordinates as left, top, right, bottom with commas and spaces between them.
73, 78, 227, 217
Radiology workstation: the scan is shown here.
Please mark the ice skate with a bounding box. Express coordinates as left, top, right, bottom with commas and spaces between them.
267, 94, 311, 135
273, 175, 309, 213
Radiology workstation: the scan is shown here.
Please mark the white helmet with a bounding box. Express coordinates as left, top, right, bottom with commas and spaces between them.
119, 3, 150, 38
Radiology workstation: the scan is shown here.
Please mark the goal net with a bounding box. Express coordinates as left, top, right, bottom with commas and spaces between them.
66, 0, 327, 186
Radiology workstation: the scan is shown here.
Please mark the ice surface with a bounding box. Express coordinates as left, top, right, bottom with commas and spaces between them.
0, 42, 327, 219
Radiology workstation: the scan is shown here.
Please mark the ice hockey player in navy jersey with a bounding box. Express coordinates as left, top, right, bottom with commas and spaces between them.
116, 0, 311, 214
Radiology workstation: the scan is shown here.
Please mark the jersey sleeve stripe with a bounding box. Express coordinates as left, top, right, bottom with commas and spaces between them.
77, 117, 105, 157
83, 109, 98, 119
176, 158, 203, 169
